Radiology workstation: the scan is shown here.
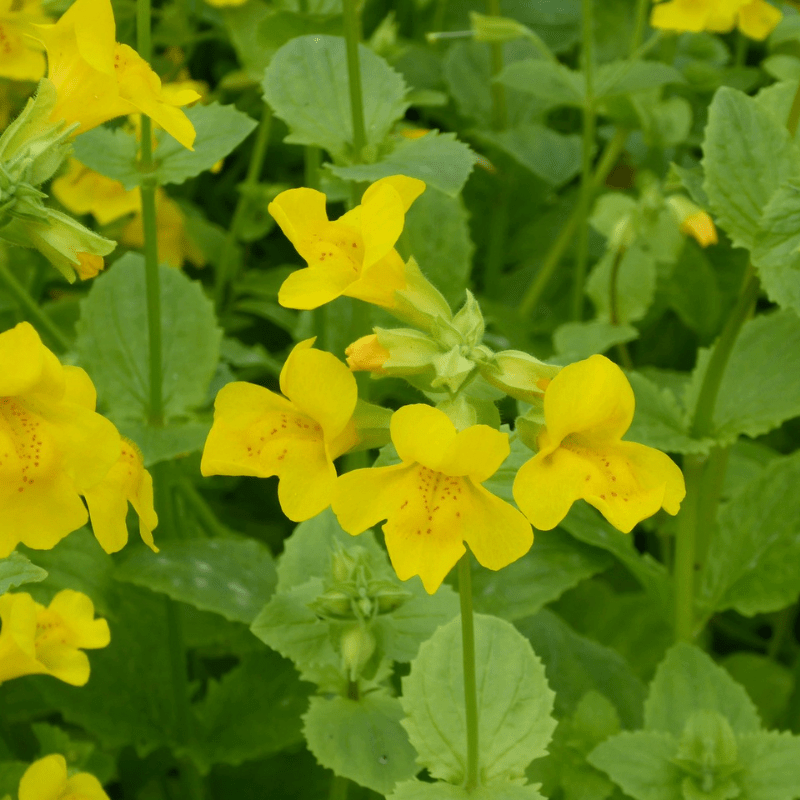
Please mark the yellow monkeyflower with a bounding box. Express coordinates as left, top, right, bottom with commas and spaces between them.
332, 404, 533, 594
32, 0, 200, 147
268, 175, 426, 310
651, 0, 781, 40
666, 195, 718, 248
345, 334, 391, 374
0, 322, 158, 555
120, 189, 206, 269
512, 355, 686, 533
202, 339, 359, 522
0, 590, 110, 686
0, 0, 48, 81
18, 754, 110, 800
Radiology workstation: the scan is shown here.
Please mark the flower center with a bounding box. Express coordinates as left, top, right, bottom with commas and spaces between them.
402, 465, 466, 535
0, 397, 46, 494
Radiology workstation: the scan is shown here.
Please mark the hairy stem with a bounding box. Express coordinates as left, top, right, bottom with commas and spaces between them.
459, 553, 480, 790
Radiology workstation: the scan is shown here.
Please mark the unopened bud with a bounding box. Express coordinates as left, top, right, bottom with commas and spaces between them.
340, 625, 376, 681
470, 10, 530, 43
311, 590, 354, 619
391, 257, 453, 332
481, 350, 560, 404
667, 195, 718, 248
346, 334, 390, 373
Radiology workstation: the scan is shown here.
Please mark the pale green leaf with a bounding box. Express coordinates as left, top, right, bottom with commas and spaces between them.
472, 529, 612, 622
398, 187, 474, 307
645, 643, 760, 736
263, 35, 407, 159
495, 59, 584, 106
304, 694, 418, 794
401, 614, 556, 785
701, 450, 800, 617
115, 539, 277, 625
588, 731, 682, 800
327, 132, 477, 197
71, 128, 139, 190
595, 60, 685, 98
0, 551, 47, 595
76, 254, 221, 422
552, 320, 639, 364
702, 86, 800, 250
737, 731, 800, 800
475, 124, 582, 186
722, 654, 793, 729
115, 418, 211, 467
390, 782, 545, 800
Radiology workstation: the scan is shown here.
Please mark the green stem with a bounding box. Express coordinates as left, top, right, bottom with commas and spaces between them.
0, 261, 70, 352
693, 446, 729, 569
768, 606, 795, 661
518, 127, 627, 317
214, 103, 272, 310
787, 75, 800, 138
328, 776, 349, 800
572, 0, 596, 321
458, 553, 480, 791
342, 0, 367, 161
629, 0, 650, 55
483, 178, 510, 295
176, 478, 227, 537
734, 31, 748, 68
609, 247, 633, 368
486, 0, 507, 131
674, 454, 704, 641
304, 145, 322, 190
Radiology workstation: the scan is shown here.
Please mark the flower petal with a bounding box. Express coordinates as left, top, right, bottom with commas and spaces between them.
0, 322, 46, 396
437, 425, 510, 483
46, 589, 110, 649
359, 181, 406, 270
461, 481, 533, 570
542, 354, 634, 449
18, 755, 69, 800
650, 0, 710, 31
390, 404, 457, 469
361, 175, 426, 214
279, 342, 357, 439
343, 249, 407, 308
268, 187, 329, 254
332, 463, 413, 535
278, 264, 356, 309
737, 0, 782, 39
67, 773, 110, 800
274, 438, 337, 522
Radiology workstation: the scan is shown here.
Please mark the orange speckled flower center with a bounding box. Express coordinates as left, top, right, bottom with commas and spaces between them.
401, 465, 467, 535
308, 223, 365, 273
0, 398, 47, 494
249, 410, 324, 463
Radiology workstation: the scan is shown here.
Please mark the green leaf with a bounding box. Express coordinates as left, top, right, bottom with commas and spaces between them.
304, 693, 418, 794
398, 187, 474, 307
475, 124, 582, 186
390, 783, 545, 800
327, 132, 476, 197
663, 243, 723, 338
586, 245, 657, 325
115, 539, 277, 625
114, 418, 212, 467
552, 320, 639, 364
401, 614, 556, 785
737, 731, 800, 800
221, 0, 274, 81
701, 450, 800, 617
472, 529, 612, 622
751, 181, 800, 315
0, 551, 47, 595
702, 87, 800, 250
595, 60, 685, 98
516, 610, 647, 729
0, 763, 27, 798
687, 310, 800, 443
588, 730, 682, 800
722, 654, 793, 729
152, 103, 258, 186
192, 651, 310, 768
495, 59, 584, 106
73, 104, 257, 189
644, 643, 760, 736
76, 253, 221, 423
263, 35, 407, 160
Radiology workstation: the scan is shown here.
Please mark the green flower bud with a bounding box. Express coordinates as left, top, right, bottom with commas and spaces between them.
392, 257, 453, 332
340, 625, 376, 681
310, 590, 355, 619
469, 11, 530, 43
480, 350, 560, 404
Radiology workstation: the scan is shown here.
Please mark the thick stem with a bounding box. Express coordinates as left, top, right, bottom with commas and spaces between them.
0, 261, 70, 352
674, 454, 704, 641
571, 0, 596, 321
787, 75, 800, 138
518, 128, 627, 317
342, 0, 367, 161
458, 553, 480, 791
629, 0, 650, 55
214, 104, 272, 310
304, 145, 322, 190
609, 247, 633, 368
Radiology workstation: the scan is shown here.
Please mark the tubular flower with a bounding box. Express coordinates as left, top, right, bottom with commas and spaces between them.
268, 175, 426, 310
0, 590, 110, 686
345, 334, 390, 374
18, 754, 110, 800
32, 0, 200, 147
650, 0, 781, 40
666, 195, 718, 248
0, 322, 120, 556
512, 355, 686, 534
0, 322, 158, 555
202, 339, 359, 522
0, 0, 48, 81
332, 404, 533, 594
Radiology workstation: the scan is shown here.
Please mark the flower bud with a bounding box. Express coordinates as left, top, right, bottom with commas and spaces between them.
666, 195, 718, 248
340, 624, 376, 681
480, 350, 560, 404
346, 335, 390, 373
470, 10, 530, 43
391, 257, 453, 332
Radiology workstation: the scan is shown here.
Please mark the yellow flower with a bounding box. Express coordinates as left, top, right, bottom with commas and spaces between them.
512, 355, 686, 533
32, 0, 200, 147
18, 754, 110, 800
651, 0, 781, 40
51, 159, 141, 226
0, 590, 110, 686
0, 321, 158, 555
120, 189, 206, 269
0, 0, 48, 81
680, 211, 718, 248
268, 175, 426, 310
345, 334, 391, 374
202, 339, 359, 522
332, 404, 533, 594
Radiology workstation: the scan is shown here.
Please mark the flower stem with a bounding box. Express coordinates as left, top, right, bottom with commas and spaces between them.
787, 76, 800, 138
458, 552, 480, 791
609, 248, 633, 369
486, 0, 507, 131
629, 0, 650, 54
214, 103, 273, 310
674, 453, 703, 641
342, 0, 367, 161
517, 127, 627, 317
571, 0, 596, 321
0, 260, 70, 352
